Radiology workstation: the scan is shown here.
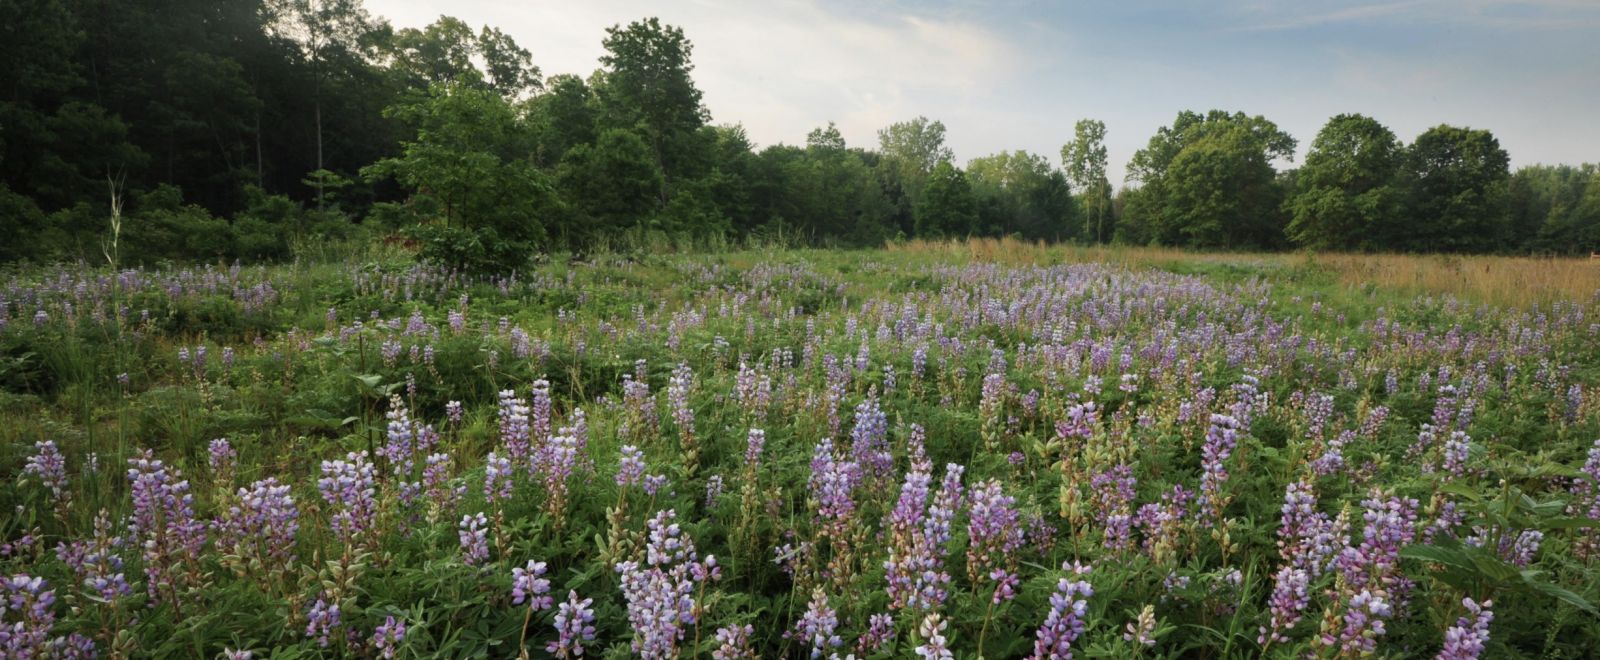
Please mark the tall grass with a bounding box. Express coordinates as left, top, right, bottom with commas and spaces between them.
888, 237, 1600, 306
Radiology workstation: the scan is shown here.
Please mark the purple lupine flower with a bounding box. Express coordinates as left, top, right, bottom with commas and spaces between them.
1335, 490, 1418, 601
1, 574, 57, 657
858, 612, 895, 653
445, 400, 463, 425
808, 438, 861, 531
1031, 562, 1094, 659
1465, 527, 1544, 567
615, 509, 716, 659
644, 474, 670, 497
884, 459, 933, 608
458, 513, 489, 566
668, 364, 695, 442
990, 568, 1021, 603
547, 590, 596, 658
371, 616, 405, 659
422, 453, 460, 518
915, 612, 954, 659
1441, 432, 1471, 477
484, 452, 514, 504
305, 596, 341, 647
318, 452, 377, 547
713, 624, 755, 659
966, 479, 1024, 584
497, 390, 532, 470
1437, 598, 1492, 660
1322, 590, 1390, 656
1090, 464, 1137, 551
850, 397, 892, 480
512, 560, 553, 610
542, 434, 579, 517
1198, 414, 1241, 526
56, 511, 130, 602
215, 477, 299, 566
208, 438, 237, 482
22, 441, 68, 503
744, 429, 766, 470
617, 445, 648, 488
793, 588, 843, 657
127, 453, 207, 604
1259, 566, 1311, 646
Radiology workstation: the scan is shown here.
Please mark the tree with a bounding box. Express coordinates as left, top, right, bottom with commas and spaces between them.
597, 18, 709, 204
1398, 125, 1511, 252
1284, 114, 1403, 250
529, 74, 596, 166
1162, 126, 1285, 248
878, 116, 954, 206
267, 0, 378, 209
364, 81, 551, 271
555, 128, 662, 246
1062, 119, 1113, 243
967, 150, 1078, 240
916, 161, 976, 238
1126, 110, 1296, 247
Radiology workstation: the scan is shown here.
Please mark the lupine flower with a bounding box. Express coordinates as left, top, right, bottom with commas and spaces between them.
215, 477, 299, 567
1124, 604, 1157, 647
1198, 414, 1241, 526
22, 441, 68, 503
511, 560, 553, 610
371, 616, 405, 659
1, 574, 57, 657
617, 445, 647, 488
1441, 432, 1471, 477
850, 397, 892, 480
858, 612, 895, 653
1031, 561, 1094, 660
1259, 567, 1311, 646
744, 429, 766, 470
615, 509, 717, 659
497, 390, 532, 470
484, 452, 514, 503
915, 612, 954, 659
793, 588, 842, 657
318, 452, 377, 547
458, 513, 489, 566
966, 479, 1024, 584
445, 400, 463, 425
1437, 598, 1493, 660
644, 474, 670, 497
809, 438, 861, 532
705, 475, 725, 509
127, 453, 207, 604
305, 596, 341, 647
1090, 464, 1137, 551
547, 590, 596, 658
713, 624, 755, 659
208, 438, 237, 483
1321, 590, 1390, 656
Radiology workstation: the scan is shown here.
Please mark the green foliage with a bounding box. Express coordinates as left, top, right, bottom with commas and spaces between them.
1126, 110, 1297, 249
916, 161, 978, 238
1396, 125, 1513, 253
1285, 114, 1404, 251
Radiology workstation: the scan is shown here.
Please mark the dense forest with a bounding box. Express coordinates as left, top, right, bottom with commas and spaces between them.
2, 0, 1598, 271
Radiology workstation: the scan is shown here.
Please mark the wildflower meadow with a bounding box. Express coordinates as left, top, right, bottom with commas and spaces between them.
3, 245, 1599, 658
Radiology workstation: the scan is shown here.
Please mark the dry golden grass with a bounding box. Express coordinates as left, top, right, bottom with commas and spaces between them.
886, 237, 1600, 307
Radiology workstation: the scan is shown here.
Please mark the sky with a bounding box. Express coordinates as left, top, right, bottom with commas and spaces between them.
365, 0, 1600, 184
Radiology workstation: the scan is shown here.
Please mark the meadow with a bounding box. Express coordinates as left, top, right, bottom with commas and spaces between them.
3, 241, 1599, 658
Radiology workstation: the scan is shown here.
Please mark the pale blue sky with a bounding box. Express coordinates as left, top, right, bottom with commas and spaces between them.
368, 0, 1600, 184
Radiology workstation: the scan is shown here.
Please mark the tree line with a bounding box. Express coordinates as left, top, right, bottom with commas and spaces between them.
3, 0, 1597, 270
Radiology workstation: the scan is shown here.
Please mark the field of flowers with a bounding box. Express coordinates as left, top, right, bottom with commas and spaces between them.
3, 245, 1599, 658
